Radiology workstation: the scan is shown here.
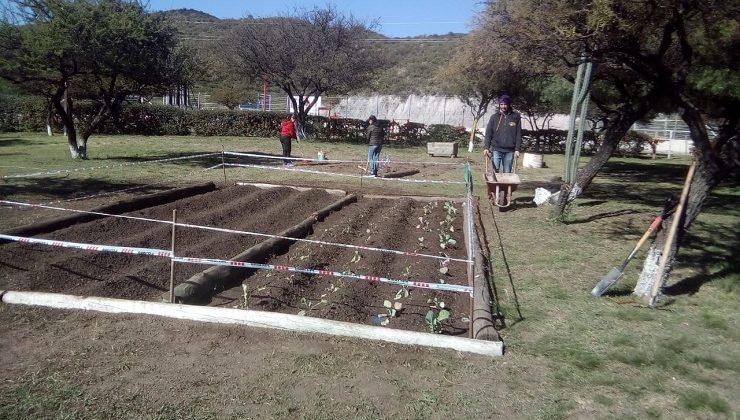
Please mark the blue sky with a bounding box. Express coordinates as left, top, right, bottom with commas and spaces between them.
145, 0, 485, 37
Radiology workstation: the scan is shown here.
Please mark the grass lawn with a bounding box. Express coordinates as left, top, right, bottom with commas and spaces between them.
0, 131, 738, 419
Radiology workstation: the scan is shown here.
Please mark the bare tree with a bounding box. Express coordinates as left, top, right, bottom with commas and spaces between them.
221, 6, 383, 125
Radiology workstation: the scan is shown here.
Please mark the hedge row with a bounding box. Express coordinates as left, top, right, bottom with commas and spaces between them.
0, 95, 470, 145
0, 95, 652, 154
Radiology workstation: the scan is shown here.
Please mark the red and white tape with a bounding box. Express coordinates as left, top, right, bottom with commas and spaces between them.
0, 200, 470, 264
0, 234, 172, 257
0, 233, 472, 295
172, 256, 473, 295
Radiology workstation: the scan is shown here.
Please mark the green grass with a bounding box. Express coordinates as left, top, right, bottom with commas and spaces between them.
1, 131, 739, 418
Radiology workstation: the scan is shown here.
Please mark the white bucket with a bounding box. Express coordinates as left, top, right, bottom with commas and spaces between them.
522, 153, 544, 168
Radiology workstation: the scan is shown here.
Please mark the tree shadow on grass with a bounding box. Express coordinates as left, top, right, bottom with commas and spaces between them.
0, 137, 47, 147
0, 177, 167, 202
103, 150, 300, 169
563, 209, 642, 225
600, 160, 692, 185
580, 183, 738, 217
664, 219, 739, 296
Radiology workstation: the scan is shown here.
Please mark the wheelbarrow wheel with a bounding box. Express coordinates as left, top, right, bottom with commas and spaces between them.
497, 191, 507, 211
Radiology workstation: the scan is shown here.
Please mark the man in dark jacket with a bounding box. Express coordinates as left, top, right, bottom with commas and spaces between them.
366, 115, 385, 177
483, 95, 522, 173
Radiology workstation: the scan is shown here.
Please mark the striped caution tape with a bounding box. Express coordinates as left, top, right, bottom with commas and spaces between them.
0, 233, 472, 295
225, 151, 463, 166
0, 234, 172, 257
172, 256, 473, 295
224, 163, 467, 185
2, 152, 221, 179
0, 200, 471, 263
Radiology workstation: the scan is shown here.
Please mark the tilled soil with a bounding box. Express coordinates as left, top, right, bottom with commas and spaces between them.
215, 197, 471, 335
0, 184, 470, 334
0, 185, 335, 299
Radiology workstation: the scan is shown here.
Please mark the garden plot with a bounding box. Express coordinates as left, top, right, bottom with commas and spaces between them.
213, 195, 471, 335
0, 185, 337, 300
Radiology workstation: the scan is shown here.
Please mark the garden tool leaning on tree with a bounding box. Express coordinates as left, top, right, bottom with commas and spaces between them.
591, 196, 677, 297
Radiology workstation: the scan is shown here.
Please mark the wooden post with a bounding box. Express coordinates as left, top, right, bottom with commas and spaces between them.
169, 209, 177, 303
648, 162, 696, 306
221, 146, 227, 185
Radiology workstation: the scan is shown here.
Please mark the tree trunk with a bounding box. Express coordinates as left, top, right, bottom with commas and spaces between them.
551, 114, 634, 218
468, 116, 481, 152
51, 87, 86, 160
634, 101, 738, 300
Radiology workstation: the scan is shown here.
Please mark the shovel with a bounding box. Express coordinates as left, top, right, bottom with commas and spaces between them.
591, 198, 675, 297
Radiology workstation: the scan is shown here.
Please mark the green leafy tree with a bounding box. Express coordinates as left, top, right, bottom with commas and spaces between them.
220, 6, 383, 125
0, 0, 190, 159
482, 0, 739, 291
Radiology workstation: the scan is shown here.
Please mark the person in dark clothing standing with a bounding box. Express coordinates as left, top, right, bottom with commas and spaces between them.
279, 114, 296, 166
366, 115, 385, 177
483, 95, 522, 173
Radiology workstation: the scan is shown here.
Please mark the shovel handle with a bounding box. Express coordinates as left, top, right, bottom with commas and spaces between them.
619, 216, 663, 270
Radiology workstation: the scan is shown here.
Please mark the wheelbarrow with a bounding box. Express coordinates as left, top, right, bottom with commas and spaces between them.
484, 155, 521, 209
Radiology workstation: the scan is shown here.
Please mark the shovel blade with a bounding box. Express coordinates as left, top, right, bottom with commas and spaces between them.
591, 268, 623, 297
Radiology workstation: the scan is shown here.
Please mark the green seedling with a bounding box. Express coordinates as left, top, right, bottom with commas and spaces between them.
428, 297, 446, 310
438, 232, 457, 249
402, 266, 412, 278
443, 201, 457, 215
297, 284, 340, 316
439, 256, 451, 274
238, 284, 267, 309
425, 308, 450, 333
417, 236, 425, 249
395, 287, 410, 300
383, 300, 403, 317
350, 250, 362, 263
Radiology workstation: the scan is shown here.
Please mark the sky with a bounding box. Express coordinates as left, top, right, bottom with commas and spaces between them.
145, 0, 486, 37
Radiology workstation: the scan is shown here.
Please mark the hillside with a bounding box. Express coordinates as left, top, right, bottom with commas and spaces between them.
160, 9, 464, 96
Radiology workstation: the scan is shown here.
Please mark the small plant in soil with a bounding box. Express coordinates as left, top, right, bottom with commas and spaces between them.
238, 284, 267, 309
297, 283, 341, 316
350, 250, 362, 263
422, 201, 438, 215
438, 201, 458, 250
395, 287, 410, 300
416, 216, 430, 231
377, 288, 409, 326
438, 255, 451, 275
438, 231, 457, 249
425, 297, 451, 333
383, 300, 403, 318
402, 266, 412, 278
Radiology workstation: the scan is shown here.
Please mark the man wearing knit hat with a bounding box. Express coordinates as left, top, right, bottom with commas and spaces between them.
483, 94, 522, 173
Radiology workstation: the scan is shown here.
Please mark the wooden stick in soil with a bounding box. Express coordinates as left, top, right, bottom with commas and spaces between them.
221, 145, 227, 185
169, 209, 177, 303
647, 161, 696, 307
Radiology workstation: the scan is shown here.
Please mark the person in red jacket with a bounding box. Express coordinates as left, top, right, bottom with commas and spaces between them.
279, 114, 297, 166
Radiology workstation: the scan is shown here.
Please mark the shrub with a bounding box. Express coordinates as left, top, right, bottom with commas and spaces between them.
423, 124, 468, 146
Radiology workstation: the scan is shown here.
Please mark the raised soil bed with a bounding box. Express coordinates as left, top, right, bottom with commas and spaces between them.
0, 185, 472, 335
